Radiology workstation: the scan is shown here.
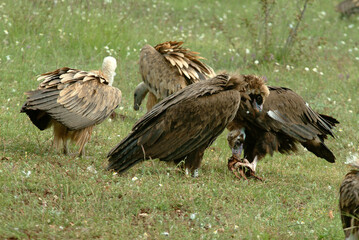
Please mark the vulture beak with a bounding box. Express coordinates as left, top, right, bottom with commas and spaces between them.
252, 99, 263, 112
134, 104, 139, 111
232, 131, 245, 159
232, 143, 243, 159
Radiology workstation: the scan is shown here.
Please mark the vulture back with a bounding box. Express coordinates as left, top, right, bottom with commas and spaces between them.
21, 58, 122, 131
136, 41, 215, 110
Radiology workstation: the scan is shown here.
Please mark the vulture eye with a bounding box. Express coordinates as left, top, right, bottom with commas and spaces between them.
256, 95, 263, 105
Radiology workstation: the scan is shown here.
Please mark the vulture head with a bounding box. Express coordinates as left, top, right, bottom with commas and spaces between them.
101, 56, 117, 86
227, 127, 246, 158
241, 74, 270, 112
133, 82, 149, 111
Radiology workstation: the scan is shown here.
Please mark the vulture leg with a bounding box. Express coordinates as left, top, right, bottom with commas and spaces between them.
184, 145, 206, 178
78, 142, 86, 157
63, 138, 69, 155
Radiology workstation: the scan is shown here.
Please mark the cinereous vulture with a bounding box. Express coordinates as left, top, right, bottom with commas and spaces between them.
133, 41, 216, 111
21, 56, 122, 157
340, 155, 359, 240
108, 74, 269, 177
227, 86, 338, 180
336, 0, 359, 18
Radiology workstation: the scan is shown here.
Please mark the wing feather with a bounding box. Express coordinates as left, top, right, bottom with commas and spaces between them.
22, 67, 122, 130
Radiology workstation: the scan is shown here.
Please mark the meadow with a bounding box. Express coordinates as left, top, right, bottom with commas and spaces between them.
0, 0, 358, 239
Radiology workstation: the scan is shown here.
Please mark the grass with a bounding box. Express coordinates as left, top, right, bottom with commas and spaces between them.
0, 0, 358, 239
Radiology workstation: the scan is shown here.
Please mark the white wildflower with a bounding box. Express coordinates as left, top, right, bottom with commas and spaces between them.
132, 176, 138, 181
86, 166, 97, 174
304, 67, 309, 71
22, 170, 31, 178
254, 60, 259, 65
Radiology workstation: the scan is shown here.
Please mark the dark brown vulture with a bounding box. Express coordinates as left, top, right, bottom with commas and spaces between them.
108, 74, 269, 177
227, 86, 338, 179
21, 56, 122, 157
336, 0, 359, 18
133, 41, 216, 111
340, 157, 359, 240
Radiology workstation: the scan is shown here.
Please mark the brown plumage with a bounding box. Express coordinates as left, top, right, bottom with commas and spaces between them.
21, 57, 122, 157
340, 158, 359, 240
227, 85, 338, 178
108, 74, 268, 177
337, 0, 359, 18
133, 41, 216, 111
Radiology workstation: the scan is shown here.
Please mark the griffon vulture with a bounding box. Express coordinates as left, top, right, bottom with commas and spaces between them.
340, 155, 359, 240
108, 74, 269, 177
21, 56, 122, 157
336, 0, 359, 18
227, 86, 338, 179
133, 41, 216, 111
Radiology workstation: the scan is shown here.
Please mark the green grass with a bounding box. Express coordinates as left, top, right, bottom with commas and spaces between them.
1, 0, 358, 239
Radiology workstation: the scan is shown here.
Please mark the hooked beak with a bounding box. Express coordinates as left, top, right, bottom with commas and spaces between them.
252, 99, 263, 112
133, 103, 139, 111
232, 144, 243, 158
232, 134, 244, 158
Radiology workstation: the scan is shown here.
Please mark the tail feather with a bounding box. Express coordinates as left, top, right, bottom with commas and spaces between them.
301, 140, 335, 163
319, 114, 339, 127
106, 137, 145, 173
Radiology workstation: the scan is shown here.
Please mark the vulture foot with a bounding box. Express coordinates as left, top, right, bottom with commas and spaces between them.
227, 156, 263, 181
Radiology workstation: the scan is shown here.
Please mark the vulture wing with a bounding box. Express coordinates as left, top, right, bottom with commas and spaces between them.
21, 68, 122, 130
232, 86, 338, 162
139, 41, 216, 100
254, 86, 336, 140
107, 74, 243, 173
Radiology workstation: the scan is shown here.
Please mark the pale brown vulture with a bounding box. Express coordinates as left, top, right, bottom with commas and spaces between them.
133, 41, 216, 111
21, 57, 122, 157
340, 157, 359, 240
336, 0, 359, 18
227, 86, 338, 179
108, 74, 269, 177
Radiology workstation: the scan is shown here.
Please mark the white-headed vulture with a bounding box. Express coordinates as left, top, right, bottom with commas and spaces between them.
108, 74, 269, 177
21, 57, 122, 157
133, 41, 216, 111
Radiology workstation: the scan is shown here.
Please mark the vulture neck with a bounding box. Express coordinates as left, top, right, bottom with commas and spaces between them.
101, 56, 117, 86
